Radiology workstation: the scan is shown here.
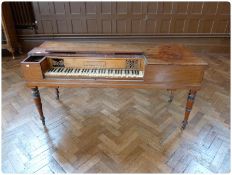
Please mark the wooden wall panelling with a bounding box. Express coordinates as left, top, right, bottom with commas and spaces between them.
225, 21, 230, 33
32, 2, 53, 33
184, 17, 200, 33
172, 2, 188, 14
188, 2, 203, 14
198, 18, 214, 33
101, 2, 115, 33
217, 2, 230, 14
212, 18, 229, 33
170, 17, 186, 33
116, 2, 131, 33
131, 2, 146, 33
31, 1, 230, 35
54, 2, 72, 33
157, 2, 173, 14
70, 2, 84, 33
202, 2, 218, 14
157, 17, 171, 33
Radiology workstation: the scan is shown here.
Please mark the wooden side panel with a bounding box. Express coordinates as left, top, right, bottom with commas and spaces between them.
40, 59, 50, 74
21, 63, 43, 81
144, 65, 205, 85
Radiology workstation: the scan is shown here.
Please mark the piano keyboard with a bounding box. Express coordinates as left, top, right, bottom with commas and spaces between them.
45, 67, 144, 79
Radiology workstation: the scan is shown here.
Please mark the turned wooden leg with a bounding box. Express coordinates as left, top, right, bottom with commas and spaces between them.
168, 90, 175, 103
182, 89, 197, 130
12, 52, 15, 59
8, 48, 15, 59
31, 87, 45, 125
55, 87, 59, 100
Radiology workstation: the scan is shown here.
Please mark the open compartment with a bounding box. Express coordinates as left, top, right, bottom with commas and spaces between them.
21, 56, 50, 81
22, 56, 45, 63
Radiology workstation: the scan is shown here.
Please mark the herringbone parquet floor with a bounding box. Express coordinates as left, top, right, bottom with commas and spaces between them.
2, 53, 230, 173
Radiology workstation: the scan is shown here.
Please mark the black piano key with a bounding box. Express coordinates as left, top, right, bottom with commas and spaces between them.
48, 68, 54, 72
55, 68, 60, 72
53, 68, 58, 72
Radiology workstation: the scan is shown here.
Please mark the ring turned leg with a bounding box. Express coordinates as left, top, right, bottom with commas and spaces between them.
168, 90, 175, 103
182, 89, 197, 130
55, 87, 59, 100
31, 87, 45, 125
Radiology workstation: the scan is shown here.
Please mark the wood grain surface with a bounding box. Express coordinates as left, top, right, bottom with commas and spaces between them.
29, 41, 208, 66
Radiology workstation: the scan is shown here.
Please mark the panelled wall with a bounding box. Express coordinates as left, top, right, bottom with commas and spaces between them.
32, 1, 230, 35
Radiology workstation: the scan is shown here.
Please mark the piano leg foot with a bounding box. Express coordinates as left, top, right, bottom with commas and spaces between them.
31, 87, 45, 125
168, 90, 175, 103
182, 89, 197, 130
55, 88, 59, 100
181, 120, 188, 130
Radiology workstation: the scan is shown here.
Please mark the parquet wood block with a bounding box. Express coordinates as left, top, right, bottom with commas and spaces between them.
1, 53, 230, 173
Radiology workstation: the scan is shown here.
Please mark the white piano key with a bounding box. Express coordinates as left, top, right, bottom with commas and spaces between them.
45, 67, 144, 79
